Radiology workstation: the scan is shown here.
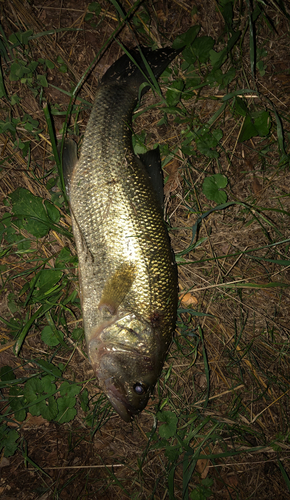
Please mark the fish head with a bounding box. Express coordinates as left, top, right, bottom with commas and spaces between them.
89, 314, 167, 422
100, 351, 158, 422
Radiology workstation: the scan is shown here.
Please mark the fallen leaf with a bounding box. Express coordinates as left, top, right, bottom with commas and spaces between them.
8, 413, 47, 428
252, 177, 263, 196
180, 292, 198, 307
244, 158, 254, 171
164, 158, 181, 198
0, 457, 10, 468
196, 458, 210, 479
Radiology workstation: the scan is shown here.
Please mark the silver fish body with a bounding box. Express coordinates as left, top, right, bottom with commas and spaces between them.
62, 47, 179, 421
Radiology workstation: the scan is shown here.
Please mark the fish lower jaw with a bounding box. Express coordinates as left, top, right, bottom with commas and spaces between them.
102, 378, 149, 422
103, 381, 136, 422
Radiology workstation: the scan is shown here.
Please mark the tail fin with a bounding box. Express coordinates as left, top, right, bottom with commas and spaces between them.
100, 46, 181, 96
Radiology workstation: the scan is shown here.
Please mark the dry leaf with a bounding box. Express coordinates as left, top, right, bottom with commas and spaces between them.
0, 457, 10, 468
180, 292, 198, 307
196, 458, 210, 479
164, 158, 181, 198
252, 177, 263, 196
244, 158, 254, 171
7, 413, 47, 428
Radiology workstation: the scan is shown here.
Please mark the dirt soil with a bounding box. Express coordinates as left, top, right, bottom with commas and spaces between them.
1, 0, 290, 499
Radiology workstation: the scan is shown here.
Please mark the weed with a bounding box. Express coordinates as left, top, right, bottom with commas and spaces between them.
1, 0, 290, 498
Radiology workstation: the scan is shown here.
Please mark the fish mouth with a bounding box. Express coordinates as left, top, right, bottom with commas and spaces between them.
104, 380, 137, 422
91, 344, 156, 421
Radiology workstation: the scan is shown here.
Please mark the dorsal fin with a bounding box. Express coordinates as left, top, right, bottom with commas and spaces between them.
139, 147, 164, 211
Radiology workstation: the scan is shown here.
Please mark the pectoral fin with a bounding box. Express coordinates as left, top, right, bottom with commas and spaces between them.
98, 263, 136, 315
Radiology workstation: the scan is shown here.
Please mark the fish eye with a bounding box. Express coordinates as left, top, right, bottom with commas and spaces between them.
133, 383, 146, 395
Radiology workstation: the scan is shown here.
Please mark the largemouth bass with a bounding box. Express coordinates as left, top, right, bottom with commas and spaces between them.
61, 46, 179, 421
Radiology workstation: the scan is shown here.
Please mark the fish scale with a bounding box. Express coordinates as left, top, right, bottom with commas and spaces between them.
62, 46, 180, 421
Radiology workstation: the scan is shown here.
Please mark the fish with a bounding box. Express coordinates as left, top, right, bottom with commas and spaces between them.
61, 46, 179, 422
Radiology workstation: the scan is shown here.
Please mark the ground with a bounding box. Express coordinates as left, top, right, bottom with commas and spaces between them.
1, 0, 290, 499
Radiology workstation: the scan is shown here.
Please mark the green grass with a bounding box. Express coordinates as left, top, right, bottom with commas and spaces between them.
1, 0, 290, 498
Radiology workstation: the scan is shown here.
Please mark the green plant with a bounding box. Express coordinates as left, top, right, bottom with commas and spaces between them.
1, 0, 290, 498
202, 174, 228, 203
